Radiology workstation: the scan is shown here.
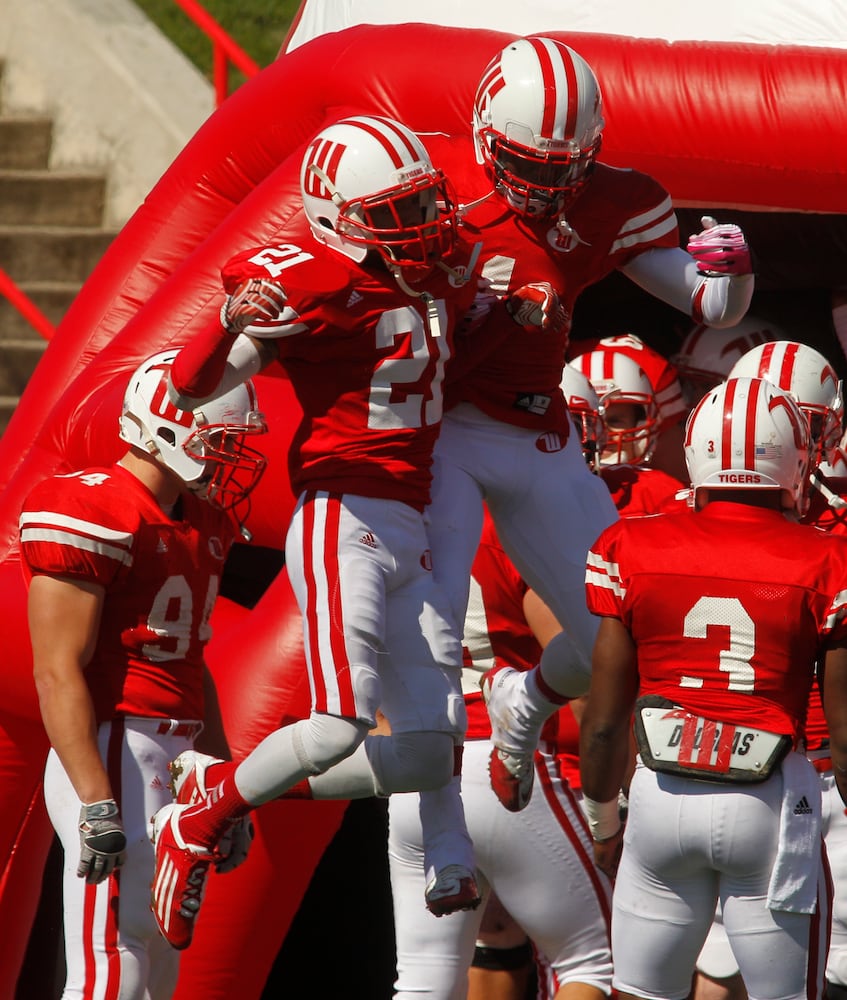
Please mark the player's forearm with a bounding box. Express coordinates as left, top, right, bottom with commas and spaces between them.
36, 671, 112, 804
168, 332, 270, 409
621, 246, 754, 328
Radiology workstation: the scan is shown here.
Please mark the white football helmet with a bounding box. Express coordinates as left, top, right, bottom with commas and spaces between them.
727, 340, 843, 468
472, 36, 604, 218
671, 315, 782, 408
560, 362, 605, 471
684, 376, 810, 514
572, 350, 659, 466
300, 115, 459, 275
119, 350, 267, 509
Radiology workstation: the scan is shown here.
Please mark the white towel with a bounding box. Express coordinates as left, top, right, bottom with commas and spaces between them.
766, 751, 822, 914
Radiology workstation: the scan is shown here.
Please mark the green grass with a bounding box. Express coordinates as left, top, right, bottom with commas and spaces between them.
132, 0, 301, 94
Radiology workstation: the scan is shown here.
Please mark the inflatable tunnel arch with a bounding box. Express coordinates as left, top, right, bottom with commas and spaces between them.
3, 16, 847, 998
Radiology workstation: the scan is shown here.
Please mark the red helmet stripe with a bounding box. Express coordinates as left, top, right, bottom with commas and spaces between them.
528, 37, 573, 140
336, 116, 416, 168
779, 341, 800, 390
743, 375, 761, 469
722, 375, 738, 469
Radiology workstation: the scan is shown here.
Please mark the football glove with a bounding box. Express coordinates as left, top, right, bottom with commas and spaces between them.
220, 278, 288, 334
507, 282, 568, 335
77, 799, 127, 884
686, 216, 752, 277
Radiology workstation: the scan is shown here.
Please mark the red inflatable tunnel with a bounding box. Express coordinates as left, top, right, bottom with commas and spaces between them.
3, 21, 847, 998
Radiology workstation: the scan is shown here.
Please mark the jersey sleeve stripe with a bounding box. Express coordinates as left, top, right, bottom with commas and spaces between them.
585, 551, 625, 597
20, 511, 134, 544
611, 197, 677, 253
21, 527, 134, 566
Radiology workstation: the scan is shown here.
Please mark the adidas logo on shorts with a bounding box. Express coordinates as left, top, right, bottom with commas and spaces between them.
359, 532, 378, 549
793, 796, 813, 815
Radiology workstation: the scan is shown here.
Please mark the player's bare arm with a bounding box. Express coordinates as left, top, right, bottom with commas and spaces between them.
29, 574, 111, 805
821, 640, 847, 806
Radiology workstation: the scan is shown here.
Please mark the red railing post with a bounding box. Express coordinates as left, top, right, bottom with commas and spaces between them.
0, 267, 55, 341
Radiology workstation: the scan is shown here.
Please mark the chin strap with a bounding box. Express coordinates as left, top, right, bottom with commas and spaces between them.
391, 268, 444, 339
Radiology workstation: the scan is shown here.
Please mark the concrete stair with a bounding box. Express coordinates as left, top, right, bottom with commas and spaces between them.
0, 70, 118, 435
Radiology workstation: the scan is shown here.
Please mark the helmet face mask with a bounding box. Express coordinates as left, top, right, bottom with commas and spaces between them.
572, 351, 659, 467
301, 116, 459, 277
119, 351, 267, 511
684, 376, 811, 515
473, 37, 604, 218
561, 362, 605, 471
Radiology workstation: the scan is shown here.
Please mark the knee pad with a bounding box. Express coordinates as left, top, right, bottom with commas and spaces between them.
293, 714, 369, 775
365, 730, 454, 794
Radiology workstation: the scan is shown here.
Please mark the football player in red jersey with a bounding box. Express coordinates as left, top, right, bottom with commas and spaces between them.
151, 115, 543, 946
388, 506, 613, 1000
417, 37, 754, 813
20, 350, 266, 1000
728, 340, 847, 999
580, 376, 846, 1000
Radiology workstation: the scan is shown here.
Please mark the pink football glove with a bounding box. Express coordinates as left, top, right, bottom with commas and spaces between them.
686, 216, 752, 276
506, 281, 569, 335
220, 277, 288, 334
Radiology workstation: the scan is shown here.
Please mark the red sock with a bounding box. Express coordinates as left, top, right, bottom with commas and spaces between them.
178, 776, 251, 848
170, 323, 236, 399
278, 778, 313, 800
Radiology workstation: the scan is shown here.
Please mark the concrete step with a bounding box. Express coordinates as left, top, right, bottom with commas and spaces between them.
0, 396, 19, 437
0, 169, 106, 226
0, 224, 117, 283
0, 282, 79, 340
0, 115, 53, 169
0, 337, 47, 395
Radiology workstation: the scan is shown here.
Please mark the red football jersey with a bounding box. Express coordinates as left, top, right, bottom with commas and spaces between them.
586, 502, 847, 738
462, 508, 581, 784
600, 464, 685, 517
427, 134, 679, 434
223, 225, 478, 511
20, 464, 236, 722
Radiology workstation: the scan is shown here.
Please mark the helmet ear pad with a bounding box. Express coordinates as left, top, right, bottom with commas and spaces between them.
118, 350, 267, 508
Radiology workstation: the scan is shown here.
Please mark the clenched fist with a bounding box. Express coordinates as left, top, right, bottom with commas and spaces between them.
506, 281, 569, 336
220, 278, 288, 335
686, 216, 752, 277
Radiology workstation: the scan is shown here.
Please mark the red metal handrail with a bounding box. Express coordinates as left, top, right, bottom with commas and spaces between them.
171, 0, 261, 106
0, 267, 55, 341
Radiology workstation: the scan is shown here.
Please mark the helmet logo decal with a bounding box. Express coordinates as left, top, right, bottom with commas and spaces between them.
303, 137, 346, 201
149, 369, 193, 428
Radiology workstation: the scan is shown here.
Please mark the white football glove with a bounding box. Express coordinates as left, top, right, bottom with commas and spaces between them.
77, 799, 127, 885
220, 278, 287, 334
506, 282, 568, 335
215, 815, 254, 874
686, 216, 752, 277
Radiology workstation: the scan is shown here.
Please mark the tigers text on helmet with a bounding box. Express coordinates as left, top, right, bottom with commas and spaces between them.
300, 115, 459, 277
119, 350, 267, 510
572, 350, 659, 467
684, 376, 810, 514
726, 340, 844, 469
560, 362, 605, 471
671, 314, 783, 409
472, 36, 604, 218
